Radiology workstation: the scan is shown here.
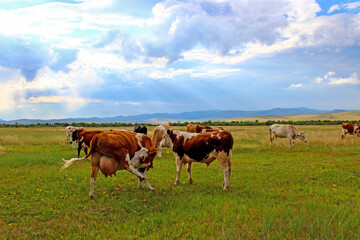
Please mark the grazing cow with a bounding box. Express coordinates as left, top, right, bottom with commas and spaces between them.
186, 124, 213, 133
152, 123, 171, 157
269, 124, 307, 147
162, 129, 233, 190
72, 129, 103, 157
60, 131, 157, 199
65, 126, 83, 148
202, 127, 225, 132
341, 123, 360, 140
134, 125, 147, 135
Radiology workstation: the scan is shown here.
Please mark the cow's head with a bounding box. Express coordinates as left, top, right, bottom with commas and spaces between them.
161, 129, 173, 149
296, 132, 307, 143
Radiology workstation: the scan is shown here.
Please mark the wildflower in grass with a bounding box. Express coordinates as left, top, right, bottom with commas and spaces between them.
182, 181, 185, 184
103, 191, 106, 194
69, 178, 73, 181
333, 184, 336, 187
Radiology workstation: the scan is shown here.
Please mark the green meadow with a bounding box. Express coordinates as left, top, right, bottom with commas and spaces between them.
0, 126, 359, 239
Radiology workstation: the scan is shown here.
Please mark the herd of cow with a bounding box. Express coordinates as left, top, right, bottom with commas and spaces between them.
60, 123, 359, 199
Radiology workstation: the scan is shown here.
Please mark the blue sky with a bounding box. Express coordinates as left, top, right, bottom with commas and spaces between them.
0, 0, 359, 120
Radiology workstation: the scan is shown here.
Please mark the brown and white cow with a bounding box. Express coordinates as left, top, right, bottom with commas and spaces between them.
269, 124, 307, 147
60, 131, 157, 199
162, 129, 233, 190
186, 124, 213, 133
65, 126, 83, 148
152, 123, 171, 157
341, 123, 360, 140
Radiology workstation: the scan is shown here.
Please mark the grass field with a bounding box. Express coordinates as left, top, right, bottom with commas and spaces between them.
0, 125, 359, 239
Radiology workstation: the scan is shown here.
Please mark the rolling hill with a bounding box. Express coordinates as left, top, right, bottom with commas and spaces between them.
224, 110, 360, 122
1, 108, 357, 124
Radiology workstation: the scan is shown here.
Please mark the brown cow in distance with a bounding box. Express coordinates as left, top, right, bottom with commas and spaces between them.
201, 127, 224, 132
341, 123, 360, 140
186, 124, 213, 133
61, 131, 157, 199
162, 129, 233, 190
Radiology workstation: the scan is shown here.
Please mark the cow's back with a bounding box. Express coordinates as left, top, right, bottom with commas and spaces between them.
173, 130, 233, 161
270, 124, 296, 137
152, 124, 170, 146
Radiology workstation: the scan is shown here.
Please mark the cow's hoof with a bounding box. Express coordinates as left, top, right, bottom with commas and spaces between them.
174, 181, 179, 186
89, 195, 95, 200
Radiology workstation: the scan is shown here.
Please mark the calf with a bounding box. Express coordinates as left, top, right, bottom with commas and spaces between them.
152, 123, 171, 157
134, 125, 147, 135
269, 124, 307, 147
61, 131, 157, 199
72, 129, 103, 157
186, 124, 213, 133
162, 129, 233, 190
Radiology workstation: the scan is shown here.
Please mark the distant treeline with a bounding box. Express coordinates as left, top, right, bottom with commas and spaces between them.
1, 120, 359, 128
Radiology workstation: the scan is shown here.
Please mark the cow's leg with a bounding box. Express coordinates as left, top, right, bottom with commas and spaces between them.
166, 148, 169, 154
289, 138, 294, 147
84, 147, 88, 156
158, 146, 162, 158
174, 155, 182, 185
186, 162, 193, 184
138, 168, 154, 190
124, 153, 146, 180
77, 141, 82, 157
219, 152, 231, 190
275, 135, 278, 145
89, 156, 100, 199
269, 129, 273, 144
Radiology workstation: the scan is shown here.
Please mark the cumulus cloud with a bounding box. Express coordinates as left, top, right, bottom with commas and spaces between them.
328, 4, 340, 13
315, 72, 360, 85
329, 2, 360, 13
328, 72, 360, 85
0, 34, 78, 81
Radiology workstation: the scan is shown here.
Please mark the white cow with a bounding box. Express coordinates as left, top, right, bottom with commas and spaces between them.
65, 126, 83, 148
152, 124, 171, 157
269, 124, 307, 147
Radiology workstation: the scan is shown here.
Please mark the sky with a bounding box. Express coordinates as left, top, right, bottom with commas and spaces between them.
0, 0, 359, 120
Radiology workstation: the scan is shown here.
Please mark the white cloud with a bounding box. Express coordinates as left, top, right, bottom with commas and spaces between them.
22, 96, 101, 104
328, 72, 360, 85
147, 67, 241, 79
328, 5, 340, 13
288, 83, 303, 89
315, 77, 323, 83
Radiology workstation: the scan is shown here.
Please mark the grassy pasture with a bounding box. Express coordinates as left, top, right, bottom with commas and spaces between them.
0, 125, 359, 239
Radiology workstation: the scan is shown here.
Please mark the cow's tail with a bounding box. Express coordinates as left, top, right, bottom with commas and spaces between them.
60, 135, 97, 172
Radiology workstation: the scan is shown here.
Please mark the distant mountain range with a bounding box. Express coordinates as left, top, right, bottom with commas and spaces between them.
0, 108, 347, 125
